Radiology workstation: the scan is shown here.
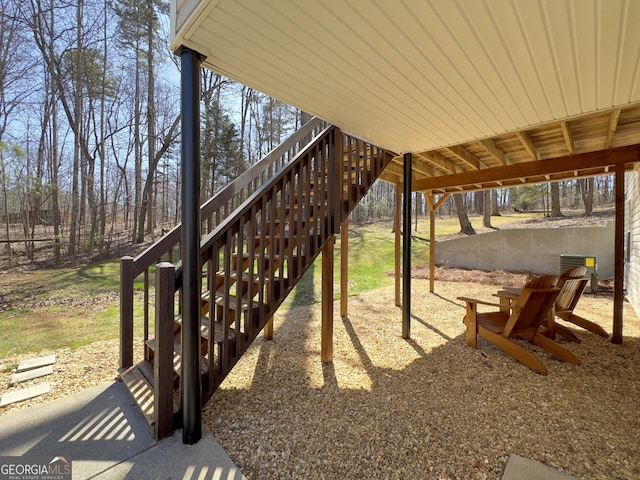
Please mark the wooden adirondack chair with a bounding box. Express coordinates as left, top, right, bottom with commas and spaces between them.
459, 275, 580, 375
497, 267, 608, 343
551, 266, 608, 341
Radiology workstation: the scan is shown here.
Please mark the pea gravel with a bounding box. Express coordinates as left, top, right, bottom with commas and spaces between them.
203, 280, 640, 480
1, 279, 639, 479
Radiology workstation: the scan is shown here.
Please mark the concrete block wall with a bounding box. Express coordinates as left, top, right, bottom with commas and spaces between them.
435, 221, 615, 279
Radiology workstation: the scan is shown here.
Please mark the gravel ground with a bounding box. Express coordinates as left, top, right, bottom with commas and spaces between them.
203, 280, 640, 480
1, 279, 639, 480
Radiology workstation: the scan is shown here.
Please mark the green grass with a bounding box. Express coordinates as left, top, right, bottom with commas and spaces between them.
0, 260, 147, 358
280, 222, 416, 308
0, 212, 543, 358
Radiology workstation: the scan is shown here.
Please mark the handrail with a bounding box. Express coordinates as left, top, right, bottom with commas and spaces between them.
199, 126, 337, 257
120, 117, 327, 369
128, 117, 326, 278
198, 126, 341, 395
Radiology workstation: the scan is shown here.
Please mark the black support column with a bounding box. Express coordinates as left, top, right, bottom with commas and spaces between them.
179, 46, 203, 445
402, 153, 412, 339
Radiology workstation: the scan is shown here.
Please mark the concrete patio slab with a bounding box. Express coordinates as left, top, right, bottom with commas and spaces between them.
9, 365, 54, 385
0, 381, 244, 480
502, 454, 579, 480
0, 383, 51, 407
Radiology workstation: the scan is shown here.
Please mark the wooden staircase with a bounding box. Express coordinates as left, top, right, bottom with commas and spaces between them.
119, 121, 393, 438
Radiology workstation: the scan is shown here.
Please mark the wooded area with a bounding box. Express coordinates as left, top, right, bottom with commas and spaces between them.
0, 0, 613, 266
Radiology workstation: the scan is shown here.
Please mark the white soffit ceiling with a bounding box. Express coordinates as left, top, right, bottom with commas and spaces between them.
171, 0, 640, 154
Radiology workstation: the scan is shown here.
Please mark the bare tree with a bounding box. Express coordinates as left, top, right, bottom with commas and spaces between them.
550, 182, 562, 217
482, 190, 492, 228
491, 190, 501, 216
454, 193, 475, 235
579, 178, 594, 216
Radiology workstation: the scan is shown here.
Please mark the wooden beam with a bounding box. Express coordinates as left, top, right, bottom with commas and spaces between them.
516, 130, 540, 160
385, 159, 429, 181
612, 162, 625, 344
434, 193, 450, 210
340, 219, 348, 318
412, 145, 640, 193
607, 109, 621, 149
425, 193, 449, 294
445, 145, 484, 170
155, 262, 176, 440
479, 138, 509, 166
413, 162, 437, 178
386, 159, 408, 176
418, 151, 458, 174
560, 122, 574, 154
263, 315, 274, 340
120, 256, 134, 369
321, 236, 335, 362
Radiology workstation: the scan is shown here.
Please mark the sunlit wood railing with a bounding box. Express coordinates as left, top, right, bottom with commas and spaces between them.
196, 126, 340, 397
120, 118, 328, 369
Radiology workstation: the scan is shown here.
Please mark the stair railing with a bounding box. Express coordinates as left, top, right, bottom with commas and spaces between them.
190, 126, 342, 396
177, 128, 393, 400
121, 118, 393, 437
120, 117, 328, 369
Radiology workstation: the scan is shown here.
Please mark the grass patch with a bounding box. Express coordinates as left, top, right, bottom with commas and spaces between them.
0, 212, 544, 357
0, 259, 147, 358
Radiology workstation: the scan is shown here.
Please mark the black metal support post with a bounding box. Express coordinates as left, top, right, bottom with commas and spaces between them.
179, 46, 203, 444
402, 152, 412, 339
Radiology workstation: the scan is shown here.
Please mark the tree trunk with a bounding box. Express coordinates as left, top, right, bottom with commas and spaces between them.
474, 191, 483, 214
550, 182, 563, 217
68, 0, 84, 255
454, 194, 475, 235
482, 190, 492, 228
414, 193, 419, 231
145, 7, 156, 237
98, 0, 108, 242
579, 178, 594, 216
491, 190, 501, 216
0, 149, 11, 266
49, 0, 61, 263
133, 51, 142, 242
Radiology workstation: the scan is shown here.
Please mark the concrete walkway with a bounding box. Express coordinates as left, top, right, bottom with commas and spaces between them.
0, 381, 245, 479
0, 380, 579, 479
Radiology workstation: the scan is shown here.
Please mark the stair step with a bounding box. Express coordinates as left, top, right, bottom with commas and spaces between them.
174, 315, 212, 341
174, 315, 237, 344
210, 291, 266, 313
216, 270, 282, 286
119, 362, 180, 428
249, 235, 301, 252
146, 338, 210, 377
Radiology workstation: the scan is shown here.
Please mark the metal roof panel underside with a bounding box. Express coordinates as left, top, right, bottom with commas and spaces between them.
171, 0, 640, 190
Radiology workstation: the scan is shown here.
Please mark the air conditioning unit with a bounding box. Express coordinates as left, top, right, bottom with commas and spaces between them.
559, 254, 598, 293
